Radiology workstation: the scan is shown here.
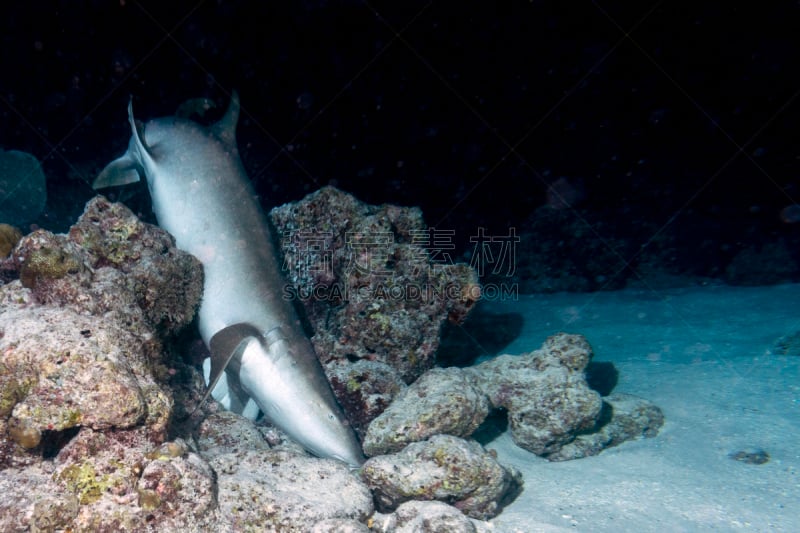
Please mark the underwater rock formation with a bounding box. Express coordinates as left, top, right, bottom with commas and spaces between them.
3, 196, 203, 336
270, 186, 493, 445
326, 360, 407, 440
363, 367, 489, 456
195, 410, 274, 457
468, 333, 603, 456
195, 410, 374, 531
0, 194, 493, 530
361, 434, 522, 520
271, 187, 480, 402
0, 467, 78, 531
0, 223, 21, 258
212, 449, 373, 531
0, 196, 215, 529
362, 333, 662, 463
3, 307, 156, 437
69, 196, 205, 335
0, 191, 665, 529
370, 500, 493, 533
545, 392, 665, 461
0, 197, 203, 465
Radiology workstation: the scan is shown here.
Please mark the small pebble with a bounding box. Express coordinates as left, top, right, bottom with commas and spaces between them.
729, 449, 770, 465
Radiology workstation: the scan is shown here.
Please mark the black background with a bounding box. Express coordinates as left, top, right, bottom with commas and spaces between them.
2, 1, 799, 289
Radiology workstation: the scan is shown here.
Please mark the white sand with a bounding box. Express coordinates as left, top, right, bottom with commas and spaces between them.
481, 283, 800, 532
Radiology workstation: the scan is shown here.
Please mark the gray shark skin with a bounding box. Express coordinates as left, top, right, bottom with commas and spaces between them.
94, 93, 365, 467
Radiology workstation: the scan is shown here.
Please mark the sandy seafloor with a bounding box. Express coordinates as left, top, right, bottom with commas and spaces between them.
479, 283, 800, 532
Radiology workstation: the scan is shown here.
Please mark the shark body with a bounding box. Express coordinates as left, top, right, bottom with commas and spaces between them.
94, 93, 364, 467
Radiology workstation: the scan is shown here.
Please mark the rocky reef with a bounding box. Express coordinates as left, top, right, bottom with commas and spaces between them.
271, 185, 481, 435
362, 434, 523, 520
0, 193, 498, 531
0, 190, 664, 531
363, 332, 663, 463
362, 367, 489, 456
0, 223, 22, 258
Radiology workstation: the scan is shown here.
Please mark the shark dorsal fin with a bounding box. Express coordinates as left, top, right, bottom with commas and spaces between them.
195, 323, 263, 412
211, 91, 240, 147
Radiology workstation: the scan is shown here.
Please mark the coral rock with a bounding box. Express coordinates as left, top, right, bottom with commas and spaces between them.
0, 467, 78, 531
51, 429, 219, 531
327, 360, 406, 440
69, 196, 204, 335
361, 434, 522, 520
210, 449, 374, 532
363, 367, 489, 456
15, 230, 84, 291
270, 186, 480, 423
546, 393, 665, 461
0, 195, 211, 530
370, 500, 492, 533
0, 223, 22, 258
468, 333, 603, 456
194, 410, 273, 458
2, 306, 157, 436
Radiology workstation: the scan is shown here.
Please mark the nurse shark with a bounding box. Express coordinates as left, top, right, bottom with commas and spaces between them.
94, 92, 364, 467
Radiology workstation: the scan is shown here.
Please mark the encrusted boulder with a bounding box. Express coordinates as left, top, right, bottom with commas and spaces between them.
210, 449, 374, 532
0, 223, 22, 258
361, 434, 522, 520
193, 408, 374, 532
326, 360, 407, 440
69, 196, 204, 335
546, 393, 665, 461
2, 307, 158, 440
5, 197, 203, 337
0, 196, 216, 529
312, 517, 372, 532
370, 500, 492, 533
363, 367, 489, 456
468, 333, 603, 456
0, 468, 79, 532
0, 197, 202, 466
270, 186, 480, 429
52, 432, 220, 531
194, 410, 273, 457
134, 448, 217, 524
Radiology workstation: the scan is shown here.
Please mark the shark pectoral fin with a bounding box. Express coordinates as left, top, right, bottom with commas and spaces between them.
93, 154, 141, 189
197, 323, 264, 411
93, 97, 151, 191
